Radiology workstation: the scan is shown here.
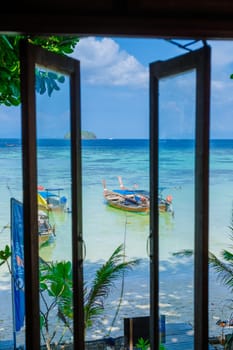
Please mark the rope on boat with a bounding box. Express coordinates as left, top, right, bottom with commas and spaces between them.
6, 182, 14, 197
0, 223, 10, 234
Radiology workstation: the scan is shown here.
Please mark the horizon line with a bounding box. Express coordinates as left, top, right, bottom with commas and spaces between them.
0, 137, 233, 141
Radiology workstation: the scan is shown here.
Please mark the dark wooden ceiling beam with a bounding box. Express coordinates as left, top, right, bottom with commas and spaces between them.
1, 12, 233, 38
1, 0, 233, 37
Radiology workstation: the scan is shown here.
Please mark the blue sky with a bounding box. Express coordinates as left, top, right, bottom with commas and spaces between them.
0, 37, 233, 139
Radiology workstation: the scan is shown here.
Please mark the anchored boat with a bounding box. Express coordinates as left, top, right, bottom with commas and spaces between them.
103, 187, 150, 213
38, 186, 68, 212
103, 177, 174, 215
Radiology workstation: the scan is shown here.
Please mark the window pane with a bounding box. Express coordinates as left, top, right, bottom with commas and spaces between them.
209, 140, 233, 344
35, 65, 73, 349
159, 71, 195, 348
0, 109, 24, 348
83, 141, 150, 344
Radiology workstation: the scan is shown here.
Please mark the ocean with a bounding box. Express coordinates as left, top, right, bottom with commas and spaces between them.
0, 138, 232, 341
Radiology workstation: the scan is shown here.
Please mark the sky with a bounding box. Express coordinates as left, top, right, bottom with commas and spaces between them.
0, 37, 233, 139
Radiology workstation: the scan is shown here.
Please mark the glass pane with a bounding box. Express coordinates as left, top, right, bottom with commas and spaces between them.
158, 71, 195, 348
209, 140, 233, 345
0, 109, 24, 348
83, 142, 150, 344
35, 65, 73, 349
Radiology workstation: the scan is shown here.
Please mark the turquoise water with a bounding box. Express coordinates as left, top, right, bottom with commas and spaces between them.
1, 138, 232, 260
0, 138, 233, 340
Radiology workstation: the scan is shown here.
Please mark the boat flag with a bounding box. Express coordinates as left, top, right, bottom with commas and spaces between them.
11, 198, 25, 332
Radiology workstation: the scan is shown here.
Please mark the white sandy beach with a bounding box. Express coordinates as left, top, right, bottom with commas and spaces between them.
87, 258, 231, 341
0, 256, 231, 346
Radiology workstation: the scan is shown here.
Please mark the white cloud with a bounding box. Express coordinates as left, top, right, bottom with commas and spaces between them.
212, 80, 226, 91
209, 40, 233, 67
211, 79, 233, 105
70, 37, 148, 88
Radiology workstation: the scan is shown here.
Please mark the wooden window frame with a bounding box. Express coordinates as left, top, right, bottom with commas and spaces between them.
20, 40, 84, 350
19, 40, 211, 350
149, 45, 211, 350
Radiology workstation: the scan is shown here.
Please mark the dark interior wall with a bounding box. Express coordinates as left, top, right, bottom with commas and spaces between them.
1, 0, 233, 37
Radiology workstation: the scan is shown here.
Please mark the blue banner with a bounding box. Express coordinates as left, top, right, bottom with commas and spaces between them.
11, 198, 25, 332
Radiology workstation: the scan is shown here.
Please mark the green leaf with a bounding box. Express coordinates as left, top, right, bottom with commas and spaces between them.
0, 245, 11, 261
136, 337, 150, 350
2, 35, 14, 50
45, 77, 53, 97
40, 282, 48, 291
7, 95, 20, 106
0, 35, 78, 106
160, 345, 166, 350
39, 77, 46, 95
57, 75, 65, 83
40, 314, 45, 330
49, 281, 64, 297
48, 72, 58, 79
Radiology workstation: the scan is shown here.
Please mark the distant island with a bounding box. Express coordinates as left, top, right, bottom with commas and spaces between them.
64, 131, 97, 140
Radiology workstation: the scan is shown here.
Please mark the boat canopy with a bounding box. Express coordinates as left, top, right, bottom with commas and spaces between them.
113, 189, 150, 197
38, 189, 64, 199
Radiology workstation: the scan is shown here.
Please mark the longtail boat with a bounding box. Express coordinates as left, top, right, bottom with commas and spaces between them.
103, 187, 150, 213
102, 177, 174, 215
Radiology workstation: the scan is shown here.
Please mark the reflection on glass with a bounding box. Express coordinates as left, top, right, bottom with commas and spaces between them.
158, 71, 195, 347
35, 65, 73, 349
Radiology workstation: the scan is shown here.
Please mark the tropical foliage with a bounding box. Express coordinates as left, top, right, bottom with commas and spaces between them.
0, 35, 79, 106
135, 338, 165, 350
39, 260, 73, 348
84, 244, 139, 329
0, 244, 11, 270
0, 243, 139, 348
39, 244, 140, 348
208, 211, 233, 349
209, 218, 233, 293
135, 337, 150, 350
209, 247, 233, 293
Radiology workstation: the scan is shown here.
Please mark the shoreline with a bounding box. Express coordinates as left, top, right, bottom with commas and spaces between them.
0, 257, 231, 344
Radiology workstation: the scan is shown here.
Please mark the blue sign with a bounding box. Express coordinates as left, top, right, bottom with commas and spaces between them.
11, 198, 25, 332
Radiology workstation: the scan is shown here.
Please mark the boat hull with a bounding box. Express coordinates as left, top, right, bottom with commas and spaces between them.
38, 210, 55, 246
39, 232, 51, 246
103, 189, 173, 214
103, 190, 149, 213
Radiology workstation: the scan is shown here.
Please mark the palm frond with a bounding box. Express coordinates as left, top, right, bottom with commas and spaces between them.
84, 244, 140, 327
172, 249, 193, 258
222, 250, 233, 264
209, 251, 233, 291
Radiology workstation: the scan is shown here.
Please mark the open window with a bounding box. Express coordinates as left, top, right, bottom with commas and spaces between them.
150, 45, 211, 349
20, 40, 84, 350
18, 39, 211, 350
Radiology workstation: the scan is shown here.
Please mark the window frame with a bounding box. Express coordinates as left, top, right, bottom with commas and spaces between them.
149, 45, 211, 350
20, 39, 84, 350
19, 40, 211, 350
